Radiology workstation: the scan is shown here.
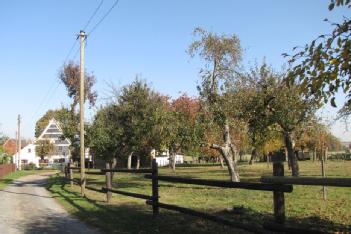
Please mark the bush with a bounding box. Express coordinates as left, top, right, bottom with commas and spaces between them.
23, 162, 36, 170
329, 153, 351, 160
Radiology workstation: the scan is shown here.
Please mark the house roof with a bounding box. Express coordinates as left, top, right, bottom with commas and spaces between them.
36, 118, 71, 146
3, 139, 30, 155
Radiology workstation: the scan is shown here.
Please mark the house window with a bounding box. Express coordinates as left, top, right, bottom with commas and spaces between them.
28, 148, 31, 153
58, 146, 63, 152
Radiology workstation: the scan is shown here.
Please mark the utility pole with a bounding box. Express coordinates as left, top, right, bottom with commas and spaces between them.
79, 30, 86, 196
17, 114, 21, 170
15, 131, 18, 169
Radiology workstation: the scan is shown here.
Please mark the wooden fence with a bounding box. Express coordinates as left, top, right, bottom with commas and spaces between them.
65, 160, 351, 233
0, 164, 16, 178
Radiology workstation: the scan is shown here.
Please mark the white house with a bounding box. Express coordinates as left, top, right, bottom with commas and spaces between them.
13, 118, 71, 168
153, 148, 184, 167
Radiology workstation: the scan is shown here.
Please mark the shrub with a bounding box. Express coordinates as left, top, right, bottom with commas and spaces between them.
23, 162, 36, 170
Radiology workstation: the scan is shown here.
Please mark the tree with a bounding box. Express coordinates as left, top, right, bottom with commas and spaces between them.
268, 77, 319, 176
89, 79, 168, 169
236, 63, 319, 175
0, 132, 8, 145
163, 94, 202, 171
87, 104, 123, 170
188, 27, 242, 182
59, 61, 97, 112
285, 1, 351, 110
233, 63, 278, 165
35, 139, 54, 161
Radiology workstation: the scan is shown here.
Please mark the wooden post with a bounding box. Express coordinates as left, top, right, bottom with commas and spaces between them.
65, 164, 68, 179
69, 162, 73, 187
79, 30, 86, 197
273, 161, 285, 224
321, 159, 327, 200
105, 162, 112, 203
151, 159, 159, 216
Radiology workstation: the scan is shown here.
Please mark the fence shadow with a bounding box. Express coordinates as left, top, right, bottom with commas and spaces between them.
47, 175, 350, 234
47, 176, 248, 234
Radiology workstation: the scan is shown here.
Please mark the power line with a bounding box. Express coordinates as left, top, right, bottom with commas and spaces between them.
87, 0, 120, 36
83, 0, 105, 31
63, 39, 79, 64
29, 0, 114, 129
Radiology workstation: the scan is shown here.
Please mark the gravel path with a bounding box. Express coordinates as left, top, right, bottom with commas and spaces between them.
0, 172, 99, 234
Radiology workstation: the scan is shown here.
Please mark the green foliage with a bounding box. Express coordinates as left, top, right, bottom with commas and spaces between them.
162, 95, 203, 156
0, 133, 8, 145
285, 1, 351, 110
87, 105, 123, 161
35, 139, 54, 160
23, 162, 36, 170
88, 79, 168, 164
188, 27, 242, 127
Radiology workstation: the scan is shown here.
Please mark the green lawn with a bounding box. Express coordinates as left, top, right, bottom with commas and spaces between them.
47, 161, 351, 233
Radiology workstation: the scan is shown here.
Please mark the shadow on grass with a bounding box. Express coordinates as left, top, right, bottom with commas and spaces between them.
47, 175, 351, 234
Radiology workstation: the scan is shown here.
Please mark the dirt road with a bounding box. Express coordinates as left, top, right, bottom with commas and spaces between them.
0, 172, 99, 234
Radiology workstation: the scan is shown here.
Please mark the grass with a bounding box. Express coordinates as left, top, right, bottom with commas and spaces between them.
0, 169, 57, 189
47, 161, 351, 233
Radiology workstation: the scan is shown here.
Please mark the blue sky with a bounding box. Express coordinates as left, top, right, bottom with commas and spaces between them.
0, 0, 350, 140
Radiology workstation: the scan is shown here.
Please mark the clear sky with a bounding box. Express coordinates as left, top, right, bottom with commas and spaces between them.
0, 0, 350, 140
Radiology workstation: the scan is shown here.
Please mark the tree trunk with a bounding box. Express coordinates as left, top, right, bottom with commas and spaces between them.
110, 157, 117, 180
313, 147, 316, 162
211, 120, 240, 182
284, 132, 299, 176
127, 152, 133, 169
249, 148, 257, 165
219, 155, 224, 168
301, 146, 305, 160
169, 153, 176, 172
136, 155, 140, 169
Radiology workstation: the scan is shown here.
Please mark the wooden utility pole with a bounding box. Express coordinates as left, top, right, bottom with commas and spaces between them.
79, 30, 86, 196
17, 115, 21, 170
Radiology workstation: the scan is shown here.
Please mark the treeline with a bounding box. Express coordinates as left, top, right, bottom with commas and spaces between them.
35, 10, 350, 181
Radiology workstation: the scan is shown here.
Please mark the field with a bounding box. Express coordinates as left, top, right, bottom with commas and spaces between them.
47, 161, 351, 233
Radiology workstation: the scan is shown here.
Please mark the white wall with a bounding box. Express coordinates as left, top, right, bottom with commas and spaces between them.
155, 154, 184, 167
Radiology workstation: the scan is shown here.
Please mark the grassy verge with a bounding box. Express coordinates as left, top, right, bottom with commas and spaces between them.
0, 169, 58, 190
47, 161, 351, 233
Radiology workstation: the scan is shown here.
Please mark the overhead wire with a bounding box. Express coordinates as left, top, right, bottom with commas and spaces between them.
83, 0, 105, 31
29, 0, 107, 128
87, 0, 120, 36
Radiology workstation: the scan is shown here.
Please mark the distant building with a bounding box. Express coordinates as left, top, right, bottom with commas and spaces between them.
341, 141, 351, 150
3, 139, 29, 155
154, 149, 184, 167
13, 118, 71, 168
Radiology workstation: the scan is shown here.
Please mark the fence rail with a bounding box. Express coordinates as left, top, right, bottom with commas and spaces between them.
144, 174, 293, 192
101, 168, 153, 173
64, 160, 351, 233
261, 176, 351, 187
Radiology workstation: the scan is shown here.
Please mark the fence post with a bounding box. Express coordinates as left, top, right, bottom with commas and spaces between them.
65, 164, 68, 179
105, 162, 112, 203
151, 159, 159, 216
69, 161, 73, 187
273, 160, 285, 224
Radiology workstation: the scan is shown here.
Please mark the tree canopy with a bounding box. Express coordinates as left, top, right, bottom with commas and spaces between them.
285, 1, 351, 111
